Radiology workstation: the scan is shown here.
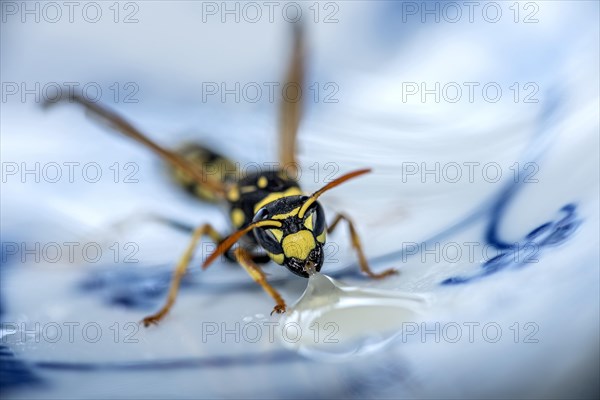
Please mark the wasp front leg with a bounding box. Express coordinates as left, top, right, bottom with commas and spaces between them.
328, 213, 398, 279
233, 247, 287, 315
142, 223, 222, 327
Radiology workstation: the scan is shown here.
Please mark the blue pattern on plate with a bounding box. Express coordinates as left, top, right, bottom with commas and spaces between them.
32, 350, 305, 371
442, 203, 580, 285
1, 241, 45, 392
76, 260, 367, 310
0, 345, 43, 393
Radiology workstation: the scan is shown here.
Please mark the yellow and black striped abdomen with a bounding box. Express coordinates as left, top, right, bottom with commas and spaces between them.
169, 143, 237, 202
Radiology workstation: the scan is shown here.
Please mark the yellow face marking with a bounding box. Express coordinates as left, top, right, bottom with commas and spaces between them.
282, 230, 316, 260
317, 230, 326, 244
303, 213, 313, 230
252, 220, 282, 229
272, 206, 301, 221
266, 251, 284, 265
231, 208, 246, 228
227, 185, 240, 202
257, 176, 268, 189
270, 229, 284, 242
253, 187, 303, 213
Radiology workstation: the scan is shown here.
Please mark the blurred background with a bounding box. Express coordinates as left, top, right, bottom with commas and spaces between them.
1, 1, 599, 398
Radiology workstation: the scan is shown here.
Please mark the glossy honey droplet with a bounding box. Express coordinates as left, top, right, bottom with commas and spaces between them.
280, 272, 431, 359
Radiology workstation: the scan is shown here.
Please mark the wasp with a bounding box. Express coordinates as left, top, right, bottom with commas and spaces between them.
44, 25, 397, 327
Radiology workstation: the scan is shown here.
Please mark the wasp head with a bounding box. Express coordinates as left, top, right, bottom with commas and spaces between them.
252, 195, 326, 278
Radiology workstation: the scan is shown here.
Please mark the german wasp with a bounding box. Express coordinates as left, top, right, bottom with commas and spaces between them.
44, 24, 397, 327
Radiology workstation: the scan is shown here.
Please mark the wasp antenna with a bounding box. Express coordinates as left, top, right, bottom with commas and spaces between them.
298, 168, 372, 218
202, 220, 282, 269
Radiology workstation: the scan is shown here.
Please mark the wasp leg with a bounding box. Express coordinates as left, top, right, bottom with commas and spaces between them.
43, 94, 226, 198
142, 223, 222, 327
328, 213, 398, 279
80, 213, 194, 266
233, 247, 286, 315
278, 23, 304, 177
105, 212, 270, 264
108, 212, 195, 235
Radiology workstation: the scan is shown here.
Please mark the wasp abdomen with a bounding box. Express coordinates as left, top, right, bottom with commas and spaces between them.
170, 142, 237, 202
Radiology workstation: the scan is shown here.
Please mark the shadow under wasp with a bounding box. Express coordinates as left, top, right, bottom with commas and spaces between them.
44, 24, 397, 327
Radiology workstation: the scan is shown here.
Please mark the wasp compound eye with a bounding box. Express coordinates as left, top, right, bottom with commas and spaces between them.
303, 202, 326, 243
254, 227, 283, 255
253, 207, 270, 222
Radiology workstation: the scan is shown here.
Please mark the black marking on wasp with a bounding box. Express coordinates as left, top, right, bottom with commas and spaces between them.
43, 23, 397, 327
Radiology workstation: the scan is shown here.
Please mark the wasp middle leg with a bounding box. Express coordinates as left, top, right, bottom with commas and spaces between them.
327, 213, 398, 279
